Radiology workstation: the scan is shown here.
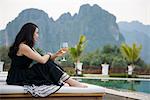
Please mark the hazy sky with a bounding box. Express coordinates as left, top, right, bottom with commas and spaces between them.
0, 0, 149, 30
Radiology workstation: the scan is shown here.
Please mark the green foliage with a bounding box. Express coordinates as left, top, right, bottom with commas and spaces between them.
59, 54, 74, 67
102, 45, 120, 55
109, 73, 129, 78
0, 46, 11, 71
112, 56, 127, 68
110, 73, 137, 78
0, 46, 10, 63
135, 58, 147, 68
100, 45, 121, 65
120, 43, 142, 65
100, 54, 113, 64
81, 45, 127, 67
63, 67, 75, 76
67, 44, 147, 68
81, 49, 101, 66
69, 34, 87, 63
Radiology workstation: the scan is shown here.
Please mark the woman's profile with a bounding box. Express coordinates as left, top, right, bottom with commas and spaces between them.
6, 22, 87, 96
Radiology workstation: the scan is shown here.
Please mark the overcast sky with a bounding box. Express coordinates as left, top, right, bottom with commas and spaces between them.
0, 0, 149, 30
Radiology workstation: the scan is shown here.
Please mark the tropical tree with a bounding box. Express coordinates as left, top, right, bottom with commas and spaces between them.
69, 34, 87, 63
69, 34, 87, 75
120, 43, 142, 75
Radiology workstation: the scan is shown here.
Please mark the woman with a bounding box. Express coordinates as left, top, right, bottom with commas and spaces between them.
6, 23, 87, 94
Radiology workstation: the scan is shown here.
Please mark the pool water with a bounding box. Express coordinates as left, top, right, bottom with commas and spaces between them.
81, 79, 150, 94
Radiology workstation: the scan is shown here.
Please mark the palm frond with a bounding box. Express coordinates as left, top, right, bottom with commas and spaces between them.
69, 34, 87, 63
120, 43, 142, 65
132, 43, 142, 62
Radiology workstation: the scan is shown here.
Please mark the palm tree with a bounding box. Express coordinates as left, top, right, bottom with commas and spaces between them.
120, 43, 142, 75
69, 35, 87, 75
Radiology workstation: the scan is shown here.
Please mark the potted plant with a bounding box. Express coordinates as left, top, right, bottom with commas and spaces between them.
100, 54, 112, 76
101, 63, 109, 76
120, 43, 142, 75
69, 35, 87, 76
0, 59, 4, 72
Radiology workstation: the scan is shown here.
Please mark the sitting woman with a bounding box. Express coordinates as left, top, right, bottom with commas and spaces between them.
6, 23, 87, 95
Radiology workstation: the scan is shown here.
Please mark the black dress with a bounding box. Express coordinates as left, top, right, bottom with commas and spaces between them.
6, 54, 70, 86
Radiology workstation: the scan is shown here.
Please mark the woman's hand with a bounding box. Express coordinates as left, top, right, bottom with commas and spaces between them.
49, 48, 68, 60
55, 48, 68, 57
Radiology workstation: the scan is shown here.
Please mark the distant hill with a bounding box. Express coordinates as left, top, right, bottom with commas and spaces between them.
0, 4, 124, 53
118, 21, 150, 64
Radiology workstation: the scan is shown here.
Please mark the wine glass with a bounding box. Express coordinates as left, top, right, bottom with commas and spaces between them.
60, 42, 68, 61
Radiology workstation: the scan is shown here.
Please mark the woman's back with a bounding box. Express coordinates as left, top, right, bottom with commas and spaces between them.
6, 55, 33, 85
11, 55, 33, 69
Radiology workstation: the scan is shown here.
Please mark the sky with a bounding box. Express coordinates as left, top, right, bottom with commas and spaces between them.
0, 0, 150, 30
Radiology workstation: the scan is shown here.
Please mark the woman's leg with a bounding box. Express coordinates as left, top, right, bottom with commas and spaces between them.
65, 78, 87, 88
32, 60, 87, 87
50, 61, 87, 87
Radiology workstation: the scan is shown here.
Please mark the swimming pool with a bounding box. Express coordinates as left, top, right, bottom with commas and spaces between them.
80, 79, 150, 94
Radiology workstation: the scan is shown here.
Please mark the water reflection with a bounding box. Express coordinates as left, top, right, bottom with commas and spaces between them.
81, 79, 150, 93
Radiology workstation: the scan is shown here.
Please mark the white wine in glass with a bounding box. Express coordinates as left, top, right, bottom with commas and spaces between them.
60, 42, 68, 61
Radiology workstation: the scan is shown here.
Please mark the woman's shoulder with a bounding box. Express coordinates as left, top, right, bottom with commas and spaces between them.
18, 43, 32, 55
19, 43, 28, 47
19, 43, 31, 50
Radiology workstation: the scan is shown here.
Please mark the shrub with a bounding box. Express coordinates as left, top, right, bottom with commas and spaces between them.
63, 67, 75, 76
112, 56, 127, 68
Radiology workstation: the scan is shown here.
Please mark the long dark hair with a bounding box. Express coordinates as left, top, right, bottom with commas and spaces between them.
8, 23, 38, 58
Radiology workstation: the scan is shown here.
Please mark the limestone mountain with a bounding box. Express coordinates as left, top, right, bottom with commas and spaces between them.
0, 4, 124, 53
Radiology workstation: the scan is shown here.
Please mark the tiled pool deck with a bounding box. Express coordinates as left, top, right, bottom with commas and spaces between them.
102, 86, 150, 100
0, 72, 150, 100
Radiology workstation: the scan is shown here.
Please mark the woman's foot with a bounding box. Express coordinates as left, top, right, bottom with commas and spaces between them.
73, 82, 87, 88
63, 82, 70, 87
65, 78, 88, 88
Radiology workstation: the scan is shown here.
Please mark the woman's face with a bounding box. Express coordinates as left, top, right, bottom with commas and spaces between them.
33, 28, 39, 42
